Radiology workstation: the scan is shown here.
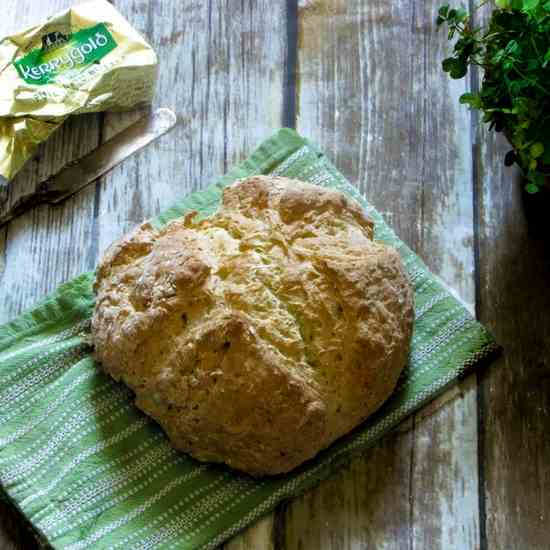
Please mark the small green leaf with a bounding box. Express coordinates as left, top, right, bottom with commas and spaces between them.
525, 182, 539, 193
455, 7, 468, 20
508, 80, 524, 94
530, 142, 544, 158
493, 49, 506, 63
505, 39, 520, 55
522, 0, 540, 10
459, 92, 482, 108
436, 15, 445, 25
442, 58, 455, 72
519, 120, 532, 129
450, 60, 468, 78
439, 0, 550, 163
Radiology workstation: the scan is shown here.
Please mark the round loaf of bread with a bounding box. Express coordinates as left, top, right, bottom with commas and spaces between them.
91, 176, 414, 476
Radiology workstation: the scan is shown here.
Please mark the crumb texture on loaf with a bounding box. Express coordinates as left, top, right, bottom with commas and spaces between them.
91, 176, 414, 476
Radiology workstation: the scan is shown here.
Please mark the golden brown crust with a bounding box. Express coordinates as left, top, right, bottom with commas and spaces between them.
91, 176, 414, 476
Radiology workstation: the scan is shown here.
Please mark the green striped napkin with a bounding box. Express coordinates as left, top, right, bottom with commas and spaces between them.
0, 129, 499, 549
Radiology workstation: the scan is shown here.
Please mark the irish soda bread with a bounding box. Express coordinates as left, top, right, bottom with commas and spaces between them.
91, 176, 414, 476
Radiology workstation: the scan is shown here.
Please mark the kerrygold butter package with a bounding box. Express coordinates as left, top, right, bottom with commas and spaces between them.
0, 0, 158, 185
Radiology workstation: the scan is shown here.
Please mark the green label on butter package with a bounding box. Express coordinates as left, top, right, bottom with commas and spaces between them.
14, 23, 117, 85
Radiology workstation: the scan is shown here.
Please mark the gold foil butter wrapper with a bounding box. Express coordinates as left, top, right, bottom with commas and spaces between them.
0, 0, 158, 185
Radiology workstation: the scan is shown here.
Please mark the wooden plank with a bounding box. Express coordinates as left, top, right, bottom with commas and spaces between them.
283, 1, 479, 548
97, 1, 287, 548
474, 5, 550, 547
476, 108, 550, 549
97, 0, 287, 255
282, 437, 413, 550
0, 1, 101, 548
224, 515, 275, 550
407, 2, 478, 547
0, 0, 100, 323
0, 114, 100, 323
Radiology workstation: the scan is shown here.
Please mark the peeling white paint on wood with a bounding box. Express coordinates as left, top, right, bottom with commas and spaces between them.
0, 1, 101, 545
97, 2, 287, 549
96, 0, 287, 256
224, 514, 275, 550
288, 1, 480, 549
477, 86, 550, 550
0, 0, 100, 325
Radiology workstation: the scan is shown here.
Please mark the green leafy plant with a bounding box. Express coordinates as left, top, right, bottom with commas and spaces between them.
437, 0, 550, 192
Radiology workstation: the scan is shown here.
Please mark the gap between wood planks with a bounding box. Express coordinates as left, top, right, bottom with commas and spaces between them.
283, 0, 299, 129
272, 2, 298, 545
469, 1, 487, 549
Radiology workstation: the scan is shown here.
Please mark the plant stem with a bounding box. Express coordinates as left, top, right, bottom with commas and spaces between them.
482, 30, 516, 41
512, 64, 550, 94
530, 35, 541, 58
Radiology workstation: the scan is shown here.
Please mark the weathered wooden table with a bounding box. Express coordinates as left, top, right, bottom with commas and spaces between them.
1, 1, 549, 549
